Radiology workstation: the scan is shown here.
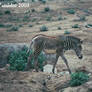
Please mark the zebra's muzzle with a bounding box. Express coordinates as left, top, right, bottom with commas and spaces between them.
79, 55, 83, 59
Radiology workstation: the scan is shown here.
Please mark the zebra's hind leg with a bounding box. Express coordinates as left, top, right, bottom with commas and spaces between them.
52, 54, 59, 73
24, 54, 33, 71
61, 54, 71, 74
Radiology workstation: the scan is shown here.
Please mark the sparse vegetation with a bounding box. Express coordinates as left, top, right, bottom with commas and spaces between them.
25, 10, 30, 14
58, 15, 63, 21
46, 16, 52, 21
67, 9, 76, 14
85, 24, 92, 28
69, 72, 89, 87
39, 0, 46, 4
31, 8, 36, 12
18, 24, 23, 27
58, 27, 62, 30
31, 18, 37, 22
4, 10, 11, 15
72, 24, 80, 28
0, 24, 5, 28
32, 0, 35, 2
79, 16, 86, 21
0, 11, 3, 15
0, 24, 12, 28
29, 24, 33, 27
40, 25, 48, 31
7, 26, 19, 32
64, 30, 71, 34
23, 15, 30, 22
8, 46, 46, 71
44, 7, 50, 12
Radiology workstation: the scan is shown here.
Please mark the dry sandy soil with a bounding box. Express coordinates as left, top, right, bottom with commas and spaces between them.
0, 0, 92, 91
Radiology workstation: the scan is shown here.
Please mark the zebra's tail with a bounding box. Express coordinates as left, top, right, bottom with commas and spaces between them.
27, 40, 34, 54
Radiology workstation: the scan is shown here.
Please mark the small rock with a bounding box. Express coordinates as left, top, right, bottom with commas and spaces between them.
43, 64, 57, 73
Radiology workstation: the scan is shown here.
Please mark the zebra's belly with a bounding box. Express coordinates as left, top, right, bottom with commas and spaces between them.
44, 49, 56, 54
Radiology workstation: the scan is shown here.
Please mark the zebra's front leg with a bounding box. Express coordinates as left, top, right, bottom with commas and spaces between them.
61, 54, 71, 74
52, 54, 59, 73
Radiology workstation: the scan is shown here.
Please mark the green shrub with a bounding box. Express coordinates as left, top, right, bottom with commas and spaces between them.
21, 0, 25, 2
85, 24, 92, 28
72, 24, 80, 28
18, 24, 23, 27
79, 16, 86, 21
41, 0, 46, 4
7, 26, 19, 32
4, 10, 11, 15
39, 0, 46, 3
8, 46, 46, 71
0, 24, 5, 28
29, 24, 33, 27
64, 30, 71, 34
40, 25, 48, 31
69, 72, 89, 87
31, 8, 35, 12
0, 24, 12, 28
0, 12, 3, 15
32, 0, 35, 2
44, 7, 50, 12
58, 26, 62, 30
31, 18, 37, 22
23, 15, 30, 21
58, 15, 63, 21
25, 10, 30, 14
46, 16, 52, 21
12, 1, 17, 4
67, 9, 76, 14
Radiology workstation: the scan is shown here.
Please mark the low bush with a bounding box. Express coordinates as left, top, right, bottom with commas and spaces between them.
7, 26, 19, 32
42, 0, 46, 4
0, 24, 5, 28
8, 46, 46, 71
23, 15, 30, 21
40, 25, 48, 31
0, 12, 3, 15
58, 15, 63, 21
18, 24, 23, 27
31, 18, 37, 22
31, 8, 35, 12
0, 24, 12, 28
69, 72, 89, 87
79, 16, 86, 21
32, 0, 35, 2
44, 7, 50, 12
64, 30, 71, 34
85, 24, 92, 28
4, 10, 11, 15
58, 26, 62, 30
46, 16, 52, 21
67, 9, 76, 14
29, 24, 33, 27
72, 24, 80, 28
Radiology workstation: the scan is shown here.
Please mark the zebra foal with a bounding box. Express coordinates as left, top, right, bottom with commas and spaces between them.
25, 34, 83, 74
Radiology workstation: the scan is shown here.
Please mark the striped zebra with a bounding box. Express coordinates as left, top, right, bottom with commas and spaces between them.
25, 34, 83, 74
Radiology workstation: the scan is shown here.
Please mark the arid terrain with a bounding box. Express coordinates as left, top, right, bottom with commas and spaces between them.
0, 0, 92, 92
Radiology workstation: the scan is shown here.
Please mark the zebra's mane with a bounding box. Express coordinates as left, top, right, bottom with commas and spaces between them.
32, 34, 56, 39
67, 36, 82, 43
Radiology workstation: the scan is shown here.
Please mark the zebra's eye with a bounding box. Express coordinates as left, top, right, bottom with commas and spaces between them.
77, 44, 82, 48
78, 45, 82, 49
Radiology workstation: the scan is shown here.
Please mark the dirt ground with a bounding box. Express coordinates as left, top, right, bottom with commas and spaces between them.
0, 0, 92, 91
